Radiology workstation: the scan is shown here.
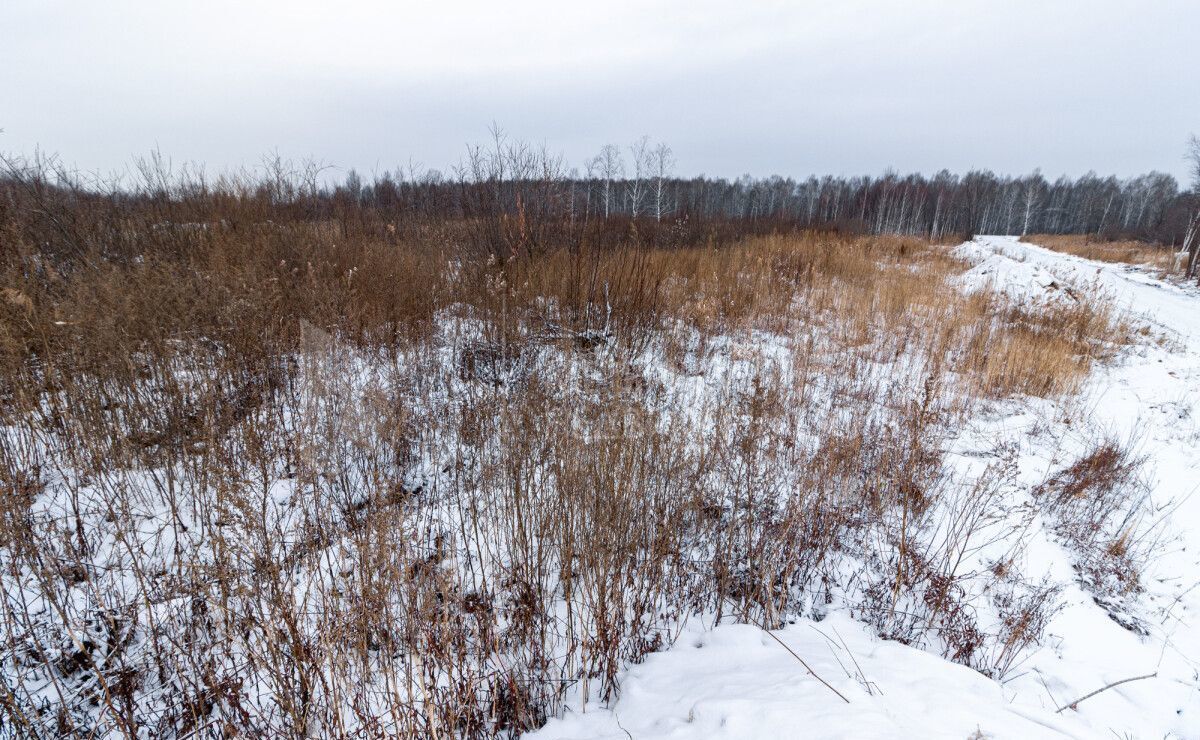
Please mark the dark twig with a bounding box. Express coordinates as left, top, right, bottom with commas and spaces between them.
728, 602, 849, 704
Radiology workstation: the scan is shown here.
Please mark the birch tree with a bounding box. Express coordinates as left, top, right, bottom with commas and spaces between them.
626, 136, 651, 218
592, 144, 623, 219
650, 142, 675, 221
1020, 172, 1045, 236
1185, 135, 1200, 279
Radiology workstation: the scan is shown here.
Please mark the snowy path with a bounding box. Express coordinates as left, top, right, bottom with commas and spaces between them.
530, 236, 1200, 739
959, 235, 1197, 348
964, 236, 1200, 739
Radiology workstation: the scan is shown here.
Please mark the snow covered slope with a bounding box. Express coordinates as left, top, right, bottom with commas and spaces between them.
530, 236, 1200, 740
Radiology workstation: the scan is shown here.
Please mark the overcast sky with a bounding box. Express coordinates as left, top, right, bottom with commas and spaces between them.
3, 1, 1197, 184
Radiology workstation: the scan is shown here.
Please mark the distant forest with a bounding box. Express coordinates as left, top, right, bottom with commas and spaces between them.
347, 166, 1190, 243
328, 135, 1199, 247
5, 136, 1199, 263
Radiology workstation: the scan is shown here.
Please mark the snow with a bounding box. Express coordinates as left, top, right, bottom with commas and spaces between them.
957, 237, 1199, 345
531, 236, 1200, 740
953, 241, 1088, 304
532, 615, 1082, 740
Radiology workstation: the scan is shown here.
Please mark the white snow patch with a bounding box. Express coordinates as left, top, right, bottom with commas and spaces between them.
530, 615, 1083, 739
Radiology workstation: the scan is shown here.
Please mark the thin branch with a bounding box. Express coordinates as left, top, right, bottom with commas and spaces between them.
1055, 672, 1156, 713
728, 602, 849, 704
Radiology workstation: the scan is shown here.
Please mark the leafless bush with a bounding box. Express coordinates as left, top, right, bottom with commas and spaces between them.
985, 575, 1063, 679
1035, 440, 1155, 616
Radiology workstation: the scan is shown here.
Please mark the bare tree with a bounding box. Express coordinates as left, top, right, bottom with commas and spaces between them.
1020, 172, 1045, 236
1190, 135, 1200, 189
582, 156, 597, 223
650, 142, 676, 221
626, 136, 651, 218
592, 144, 624, 219
1185, 135, 1200, 279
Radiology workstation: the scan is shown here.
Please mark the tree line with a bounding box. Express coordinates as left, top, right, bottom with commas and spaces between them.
5, 133, 1199, 274
331, 132, 1199, 249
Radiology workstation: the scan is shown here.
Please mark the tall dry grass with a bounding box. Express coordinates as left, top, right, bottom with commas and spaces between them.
0, 167, 1140, 737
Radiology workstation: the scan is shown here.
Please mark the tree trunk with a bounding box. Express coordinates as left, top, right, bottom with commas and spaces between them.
1185, 210, 1200, 280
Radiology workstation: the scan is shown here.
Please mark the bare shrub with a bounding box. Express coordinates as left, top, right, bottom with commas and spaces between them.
985, 575, 1063, 679
1035, 440, 1154, 609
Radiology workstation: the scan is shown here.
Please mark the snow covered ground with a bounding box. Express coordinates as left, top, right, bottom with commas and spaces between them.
530, 236, 1200, 740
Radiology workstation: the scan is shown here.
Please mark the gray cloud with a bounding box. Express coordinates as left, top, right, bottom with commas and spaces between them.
3, 0, 1197, 183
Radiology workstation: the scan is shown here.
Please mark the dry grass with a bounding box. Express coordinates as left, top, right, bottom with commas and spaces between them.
956, 291, 1133, 398
0, 172, 1142, 736
1035, 441, 1154, 600
1023, 233, 1179, 272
